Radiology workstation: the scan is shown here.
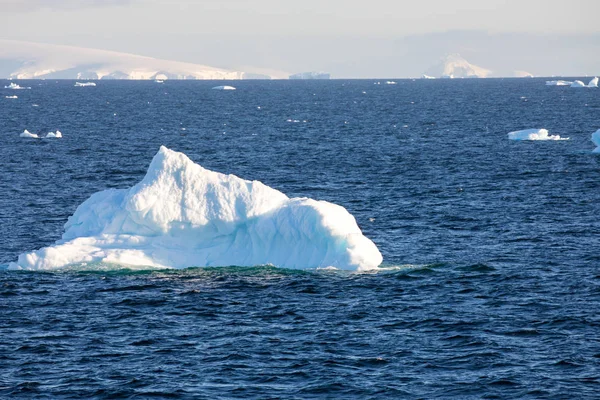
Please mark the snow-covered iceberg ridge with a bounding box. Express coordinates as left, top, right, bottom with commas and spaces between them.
10, 147, 383, 271
592, 129, 600, 153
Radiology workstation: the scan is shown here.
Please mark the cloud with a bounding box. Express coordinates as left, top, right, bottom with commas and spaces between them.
0, 0, 134, 13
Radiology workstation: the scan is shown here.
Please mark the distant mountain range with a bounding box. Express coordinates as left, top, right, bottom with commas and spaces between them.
0, 39, 281, 80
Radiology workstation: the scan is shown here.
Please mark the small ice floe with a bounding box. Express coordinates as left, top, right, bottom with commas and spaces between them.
508, 128, 568, 141
571, 80, 586, 88
32, 104, 39, 107
5, 95, 18, 99
592, 129, 600, 153
588, 77, 599, 88
155, 80, 164, 83
212, 85, 236, 90
45, 130, 62, 138
545, 80, 572, 86
74, 82, 96, 87
286, 119, 300, 123
386, 81, 397, 85
5, 82, 30, 89
20, 129, 39, 138
421, 74, 435, 79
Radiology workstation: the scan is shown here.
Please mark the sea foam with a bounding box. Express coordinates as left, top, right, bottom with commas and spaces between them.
10, 147, 382, 271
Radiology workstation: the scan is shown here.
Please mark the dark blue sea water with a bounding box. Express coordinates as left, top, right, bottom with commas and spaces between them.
1, 79, 599, 398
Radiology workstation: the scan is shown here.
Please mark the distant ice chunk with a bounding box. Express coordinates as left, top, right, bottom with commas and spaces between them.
386, 81, 397, 85
45, 130, 62, 138
592, 130, 600, 153
588, 77, 598, 88
508, 128, 568, 141
9, 147, 382, 271
571, 80, 586, 88
212, 85, 236, 90
5, 95, 18, 99
4, 82, 30, 89
20, 129, 38, 138
421, 74, 436, 79
545, 80, 572, 86
74, 82, 96, 87
155, 79, 164, 83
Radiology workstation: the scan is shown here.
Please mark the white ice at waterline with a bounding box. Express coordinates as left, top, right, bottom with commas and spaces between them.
592, 130, 600, 153
9, 146, 383, 271
571, 80, 586, 88
508, 129, 568, 141
45, 130, 62, 138
588, 77, 599, 88
545, 80, 572, 86
4, 82, 30, 89
212, 86, 236, 90
19, 129, 38, 138
74, 82, 96, 87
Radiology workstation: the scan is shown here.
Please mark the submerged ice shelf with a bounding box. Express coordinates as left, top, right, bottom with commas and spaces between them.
10, 147, 382, 271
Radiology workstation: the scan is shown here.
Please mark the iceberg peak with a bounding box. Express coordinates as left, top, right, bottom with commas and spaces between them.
11, 147, 383, 271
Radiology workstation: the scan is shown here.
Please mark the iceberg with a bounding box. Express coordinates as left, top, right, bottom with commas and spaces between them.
592, 130, 600, 153
212, 85, 236, 90
45, 130, 62, 138
421, 74, 436, 79
5, 95, 18, 99
74, 82, 96, 87
545, 80, 572, 86
508, 128, 568, 141
588, 77, 598, 88
19, 129, 38, 138
9, 147, 383, 271
4, 82, 30, 89
571, 80, 586, 88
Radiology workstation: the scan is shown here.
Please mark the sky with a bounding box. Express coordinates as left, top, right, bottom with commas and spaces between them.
0, 0, 599, 77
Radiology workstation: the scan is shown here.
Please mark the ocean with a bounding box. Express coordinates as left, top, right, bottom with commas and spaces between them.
1, 79, 599, 398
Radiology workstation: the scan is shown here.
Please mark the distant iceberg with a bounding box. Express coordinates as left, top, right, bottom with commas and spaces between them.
4, 82, 30, 89
508, 128, 568, 141
212, 85, 236, 90
588, 77, 598, 88
19, 129, 38, 138
289, 72, 330, 80
545, 80, 572, 86
45, 130, 62, 138
9, 147, 382, 271
421, 74, 436, 79
571, 80, 586, 88
5, 95, 18, 99
385, 81, 397, 85
74, 82, 96, 87
592, 130, 600, 153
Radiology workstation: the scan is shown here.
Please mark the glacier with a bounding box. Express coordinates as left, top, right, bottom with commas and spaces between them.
508, 129, 568, 141
9, 147, 383, 271
593, 130, 600, 153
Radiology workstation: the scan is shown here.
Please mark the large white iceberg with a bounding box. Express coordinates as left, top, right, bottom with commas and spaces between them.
592, 130, 600, 153
19, 129, 38, 138
9, 147, 382, 271
571, 80, 586, 88
508, 128, 568, 141
588, 77, 599, 88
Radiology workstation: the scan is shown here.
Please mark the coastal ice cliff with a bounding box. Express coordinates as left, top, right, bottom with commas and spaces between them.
10, 147, 383, 271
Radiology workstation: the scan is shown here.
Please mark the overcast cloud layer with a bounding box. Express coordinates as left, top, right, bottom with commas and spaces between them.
0, 0, 598, 77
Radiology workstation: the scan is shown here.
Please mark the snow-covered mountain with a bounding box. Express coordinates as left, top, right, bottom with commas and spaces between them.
0, 39, 277, 80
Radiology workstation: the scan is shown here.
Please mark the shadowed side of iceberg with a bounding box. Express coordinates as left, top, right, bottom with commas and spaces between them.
10, 147, 383, 271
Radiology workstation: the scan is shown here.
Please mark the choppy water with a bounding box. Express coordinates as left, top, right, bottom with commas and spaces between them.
1, 79, 599, 398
